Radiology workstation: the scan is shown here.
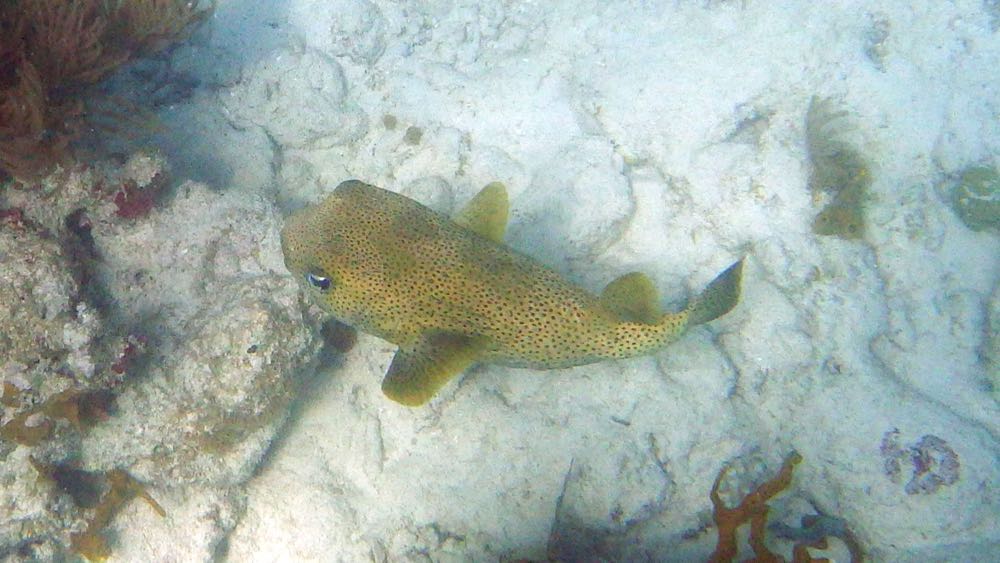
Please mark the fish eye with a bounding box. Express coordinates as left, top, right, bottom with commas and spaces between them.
306, 272, 332, 291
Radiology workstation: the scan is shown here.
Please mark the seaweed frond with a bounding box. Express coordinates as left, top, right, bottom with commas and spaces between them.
0, 388, 116, 446
70, 469, 166, 561
0, 58, 71, 179
30, 459, 165, 562
805, 96, 872, 240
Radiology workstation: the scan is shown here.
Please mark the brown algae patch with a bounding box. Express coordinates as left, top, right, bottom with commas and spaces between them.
805, 97, 872, 240
403, 125, 424, 145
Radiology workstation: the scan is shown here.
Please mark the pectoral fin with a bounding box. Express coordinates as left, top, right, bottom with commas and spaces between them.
454, 182, 509, 243
381, 332, 489, 406
600, 272, 660, 324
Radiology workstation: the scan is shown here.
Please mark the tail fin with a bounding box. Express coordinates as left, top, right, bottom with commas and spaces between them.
686, 259, 744, 327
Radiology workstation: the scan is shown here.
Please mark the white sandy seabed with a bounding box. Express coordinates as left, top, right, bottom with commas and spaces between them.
91, 1, 999, 561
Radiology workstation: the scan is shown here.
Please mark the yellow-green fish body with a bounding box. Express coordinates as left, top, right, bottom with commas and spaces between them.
281, 180, 743, 406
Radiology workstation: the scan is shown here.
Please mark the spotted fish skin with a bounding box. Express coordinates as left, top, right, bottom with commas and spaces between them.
281, 180, 743, 405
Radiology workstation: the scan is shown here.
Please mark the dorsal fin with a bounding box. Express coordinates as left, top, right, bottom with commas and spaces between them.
600, 272, 660, 324
454, 182, 509, 243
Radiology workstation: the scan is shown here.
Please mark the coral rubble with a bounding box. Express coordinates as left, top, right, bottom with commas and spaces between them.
220, 47, 367, 149
76, 174, 323, 480
0, 208, 115, 447
0, 156, 158, 558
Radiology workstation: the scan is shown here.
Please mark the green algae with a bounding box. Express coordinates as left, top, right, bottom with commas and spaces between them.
947, 165, 1000, 232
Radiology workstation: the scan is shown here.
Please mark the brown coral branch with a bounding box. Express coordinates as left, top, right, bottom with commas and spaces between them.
709, 451, 802, 563
707, 452, 865, 563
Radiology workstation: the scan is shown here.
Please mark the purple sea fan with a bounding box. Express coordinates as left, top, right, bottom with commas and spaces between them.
904, 434, 960, 495
879, 429, 960, 495
879, 428, 904, 483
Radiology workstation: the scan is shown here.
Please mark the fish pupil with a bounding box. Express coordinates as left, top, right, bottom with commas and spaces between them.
306, 272, 332, 291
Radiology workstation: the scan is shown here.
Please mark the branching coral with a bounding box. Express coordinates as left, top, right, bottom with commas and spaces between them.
772, 514, 864, 563
710, 452, 802, 563
0, 0, 211, 181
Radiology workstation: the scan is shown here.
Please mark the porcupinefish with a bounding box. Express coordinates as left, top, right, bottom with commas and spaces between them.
281, 180, 743, 406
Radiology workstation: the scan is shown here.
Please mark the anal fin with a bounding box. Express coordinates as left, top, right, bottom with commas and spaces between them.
600, 272, 660, 324
381, 332, 489, 406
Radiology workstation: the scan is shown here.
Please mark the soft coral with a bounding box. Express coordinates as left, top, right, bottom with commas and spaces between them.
0, 0, 211, 181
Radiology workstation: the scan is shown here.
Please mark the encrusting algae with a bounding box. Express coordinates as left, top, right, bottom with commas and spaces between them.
281, 180, 744, 406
